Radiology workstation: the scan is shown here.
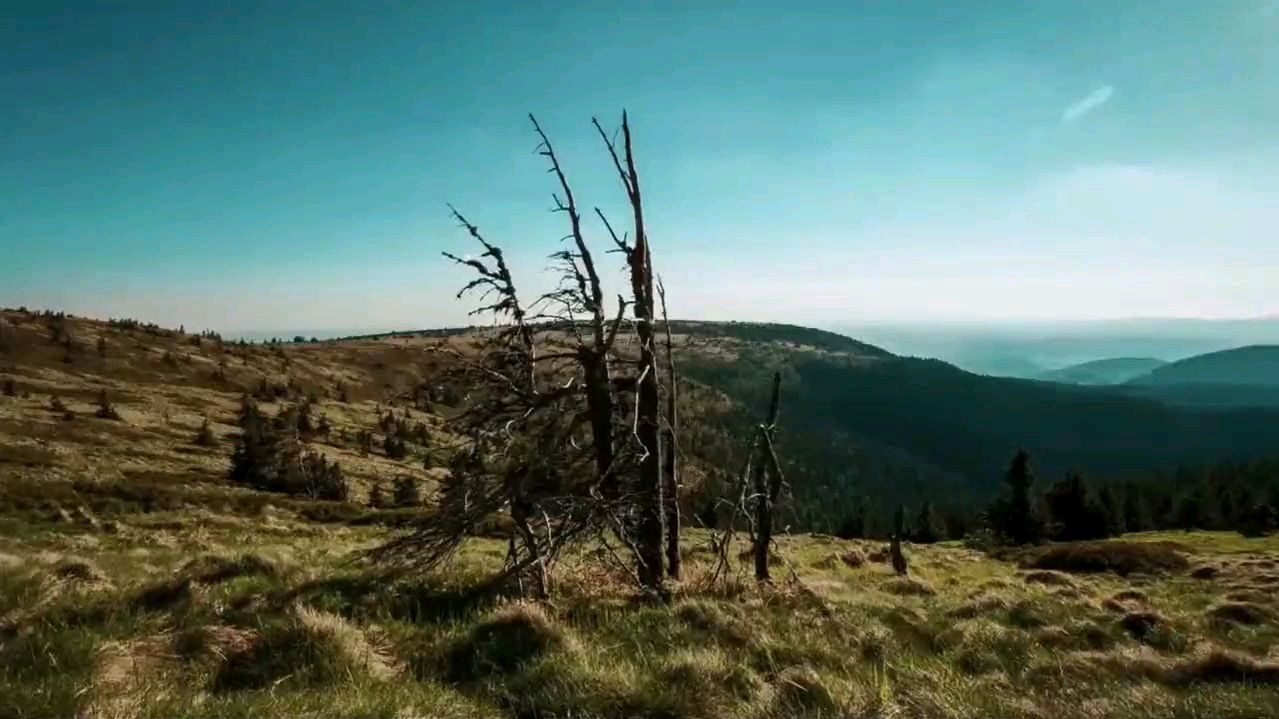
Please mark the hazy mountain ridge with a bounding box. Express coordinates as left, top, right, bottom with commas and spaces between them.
840, 317, 1279, 379
1127, 345, 1279, 387
1039, 357, 1168, 385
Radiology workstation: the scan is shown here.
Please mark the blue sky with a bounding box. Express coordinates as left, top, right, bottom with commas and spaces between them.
2, 1, 1276, 332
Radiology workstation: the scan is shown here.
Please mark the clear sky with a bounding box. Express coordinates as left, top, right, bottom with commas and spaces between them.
2, 1, 1276, 332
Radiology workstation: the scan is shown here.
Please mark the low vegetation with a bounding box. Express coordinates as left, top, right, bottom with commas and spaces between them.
3, 516, 1279, 718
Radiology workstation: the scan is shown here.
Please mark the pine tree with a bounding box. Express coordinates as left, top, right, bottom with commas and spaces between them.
1045, 472, 1109, 541
989, 449, 1044, 545
384, 433, 409, 460
1122, 483, 1153, 533
229, 398, 280, 491
1173, 489, 1208, 531
911, 500, 942, 544
1096, 484, 1125, 536
835, 495, 868, 539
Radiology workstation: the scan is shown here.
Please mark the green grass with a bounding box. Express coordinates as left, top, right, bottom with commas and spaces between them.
3, 514, 1279, 718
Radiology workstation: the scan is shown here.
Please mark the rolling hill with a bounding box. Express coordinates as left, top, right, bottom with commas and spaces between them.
1039, 357, 1167, 385
1127, 345, 1279, 386
5, 309, 1279, 535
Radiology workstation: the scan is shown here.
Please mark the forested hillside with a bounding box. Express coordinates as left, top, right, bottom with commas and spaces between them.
678, 333, 1279, 532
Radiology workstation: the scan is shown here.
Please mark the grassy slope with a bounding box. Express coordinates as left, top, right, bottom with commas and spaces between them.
3, 520, 1279, 719
4, 310, 1279, 717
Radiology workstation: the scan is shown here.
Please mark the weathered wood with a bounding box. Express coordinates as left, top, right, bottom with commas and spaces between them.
890, 504, 909, 576
659, 279, 681, 578
753, 371, 783, 581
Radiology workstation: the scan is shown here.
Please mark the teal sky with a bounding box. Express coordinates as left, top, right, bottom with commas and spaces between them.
2, 1, 1277, 332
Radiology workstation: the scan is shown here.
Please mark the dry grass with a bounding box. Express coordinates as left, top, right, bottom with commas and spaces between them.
1025, 541, 1192, 576
1206, 602, 1271, 626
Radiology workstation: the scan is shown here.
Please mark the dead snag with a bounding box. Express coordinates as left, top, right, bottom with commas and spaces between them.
890, 504, 909, 576
753, 371, 784, 581
658, 278, 681, 579
595, 111, 665, 591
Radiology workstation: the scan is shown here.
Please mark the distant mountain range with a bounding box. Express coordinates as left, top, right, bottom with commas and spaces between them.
838, 317, 1279, 379
1039, 357, 1167, 385
1031, 345, 1279, 409
1128, 345, 1279, 387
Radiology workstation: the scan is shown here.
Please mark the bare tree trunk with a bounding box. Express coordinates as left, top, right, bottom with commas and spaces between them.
753, 372, 782, 581
658, 280, 680, 579
890, 503, 908, 577
595, 112, 664, 590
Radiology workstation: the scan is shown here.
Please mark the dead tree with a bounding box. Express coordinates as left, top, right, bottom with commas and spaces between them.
530, 115, 623, 498
890, 503, 909, 576
752, 372, 784, 581
658, 279, 681, 579
595, 112, 665, 590
370, 112, 672, 596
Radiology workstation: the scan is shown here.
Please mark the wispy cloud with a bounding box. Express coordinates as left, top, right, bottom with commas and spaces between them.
1061, 85, 1115, 123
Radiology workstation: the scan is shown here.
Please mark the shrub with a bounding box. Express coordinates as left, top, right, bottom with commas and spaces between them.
1, 377, 15, 397
384, 434, 409, 460
392, 475, 421, 508
368, 481, 388, 509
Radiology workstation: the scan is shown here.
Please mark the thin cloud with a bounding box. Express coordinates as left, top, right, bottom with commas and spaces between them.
1061, 85, 1115, 123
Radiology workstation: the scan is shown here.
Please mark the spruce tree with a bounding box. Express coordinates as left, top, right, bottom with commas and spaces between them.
1122, 485, 1152, 533
1096, 484, 1125, 536
1045, 472, 1109, 541
229, 397, 280, 491
989, 449, 1044, 545
911, 500, 942, 544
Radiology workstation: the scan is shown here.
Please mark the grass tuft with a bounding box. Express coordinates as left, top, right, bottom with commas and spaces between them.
447, 600, 572, 681
49, 557, 107, 583
1205, 601, 1271, 626
214, 604, 397, 691
1021, 569, 1076, 587
1119, 610, 1165, 640
181, 552, 288, 584
1189, 564, 1220, 579
880, 577, 934, 596
770, 665, 840, 715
